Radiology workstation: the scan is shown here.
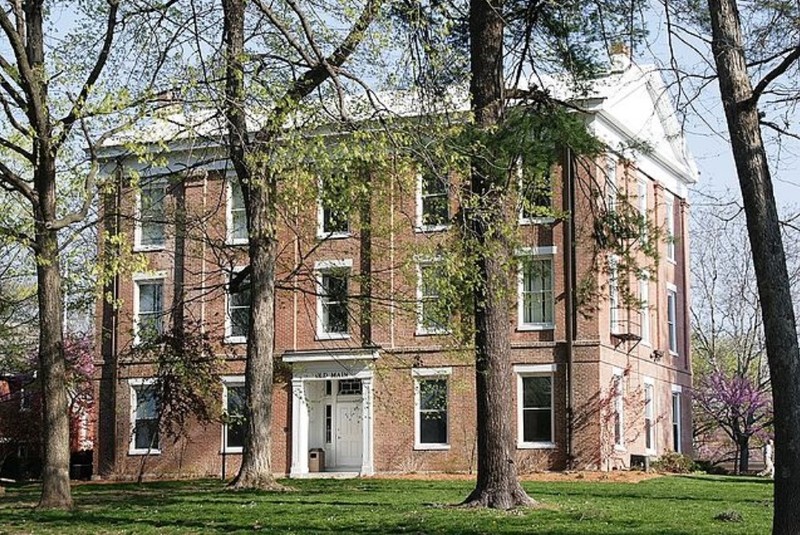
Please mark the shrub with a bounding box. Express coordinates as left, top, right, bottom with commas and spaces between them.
652, 451, 697, 474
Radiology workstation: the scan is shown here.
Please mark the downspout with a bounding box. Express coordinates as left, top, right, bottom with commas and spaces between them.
564, 148, 577, 469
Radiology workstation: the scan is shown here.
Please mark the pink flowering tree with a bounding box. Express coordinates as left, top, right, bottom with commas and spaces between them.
694, 369, 772, 473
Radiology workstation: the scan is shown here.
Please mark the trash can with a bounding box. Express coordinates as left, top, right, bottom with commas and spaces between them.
309, 448, 325, 472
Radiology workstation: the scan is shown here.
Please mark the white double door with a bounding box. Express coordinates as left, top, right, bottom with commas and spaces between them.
333, 399, 363, 468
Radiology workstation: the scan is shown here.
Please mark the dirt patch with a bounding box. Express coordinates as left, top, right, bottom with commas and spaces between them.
373, 471, 661, 483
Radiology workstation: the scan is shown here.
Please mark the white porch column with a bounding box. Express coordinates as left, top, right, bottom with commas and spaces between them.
360, 376, 374, 476
290, 378, 309, 477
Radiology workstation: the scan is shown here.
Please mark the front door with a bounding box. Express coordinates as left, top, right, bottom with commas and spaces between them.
334, 400, 362, 468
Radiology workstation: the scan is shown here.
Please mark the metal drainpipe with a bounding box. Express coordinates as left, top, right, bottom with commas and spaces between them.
564, 148, 576, 469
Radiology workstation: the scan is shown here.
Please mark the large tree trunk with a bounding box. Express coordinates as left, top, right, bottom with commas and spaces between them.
222, 0, 281, 490
707, 0, 800, 532
35, 168, 72, 509
461, 0, 532, 510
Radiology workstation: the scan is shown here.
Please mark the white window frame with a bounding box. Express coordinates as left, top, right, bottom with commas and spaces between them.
638, 179, 648, 241
612, 367, 625, 451
517, 246, 557, 331
134, 179, 167, 251
639, 274, 650, 346
609, 255, 622, 335
515, 364, 556, 449
643, 377, 656, 455
226, 178, 248, 245
132, 272, 167, 346
412, 367, 451, 450
317, 176, 350, 240
129, 378, 160, 455
221, 375, 245, 453
671, 385, 682, 453
605, 155, 618, 212
665, 193, 676, 263
518, 161, 555, 225
416, 259, 448, 335
315, 259, 352, 340
415, 172, 450, 233
225, 267, 250, 344
667, 283, 678, 356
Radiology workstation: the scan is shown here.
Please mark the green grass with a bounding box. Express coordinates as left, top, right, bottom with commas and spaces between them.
0, 475, 773, 534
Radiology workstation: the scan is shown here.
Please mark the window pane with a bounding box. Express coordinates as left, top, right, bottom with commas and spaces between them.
522, 409, 551, 442
321, 175, 348, 234
140, 183, 166, 246
420, 379, 447, 411
134, 385, 159, 450
420, 414, 447, 444
523, 376, 551, 409
521, 173, 551, 217
229, 275, 251, 338
226, 385, 246, 449
134, 419, 159, 450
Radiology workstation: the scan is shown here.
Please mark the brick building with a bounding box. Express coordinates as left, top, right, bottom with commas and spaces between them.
93, 60, 697, 480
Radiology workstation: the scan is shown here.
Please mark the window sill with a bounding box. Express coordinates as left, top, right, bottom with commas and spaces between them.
221, 447, 243, 454
317, 231, 351, 240
225, 336, 247, 345
226, 238, 248, 246
316, 332, 350, 341
645, 448, 657, 456
133, 244, 166, 253
415, 327, 450, 337
519, 217, 555, 226
413, 444, 450, 451
666, 257, 677, 265
415, 224, 449, 234
517, 441, 556, 450
614, 445, 627, 452
670, 350, 679, 357
517, 324, 555, 332
128, 449, 161, 456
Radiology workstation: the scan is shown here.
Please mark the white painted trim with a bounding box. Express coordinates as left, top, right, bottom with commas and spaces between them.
413, 367, 452, 450
666, 286, 678, 355
517, 251, 556, 331
132, 275, 165, 346
225, 266, 249, 344
128, 378, 160, 455
515, 365, 556, 449
671, 387, 683, 453
612, 367, 625, 450
415, 172, 450, 233
315, 260, 352, 340
221, 377, 245, 454
415, 260, 449, 336
665, 192, 676, 263
226, 178, 248, 246
671, 384, 683, 393
643, 378, 656, 455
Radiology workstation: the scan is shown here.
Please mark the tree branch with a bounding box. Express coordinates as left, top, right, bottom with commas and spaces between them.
749, 44, 800, 105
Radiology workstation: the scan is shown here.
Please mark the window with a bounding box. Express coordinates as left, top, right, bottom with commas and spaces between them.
515, 364, 556, 448
223, 379, 245, 452
665, 194, 676, 262
639, 275, 650, 345
318, 174, 349, 237
417, 172, 449, 231
644, 380, 655, 452
338, 379, 362, 396
417, 261, 447, 335
325, 404, 332, 444
130, 381, 159, 454
19, 387, 32, 411
137, 180, 166, 248
609, 256, 621, 334
612, 370, 624, 449
519, 164, 552, 223
227, 270, 251, 343
638, 179, 648, 241
134, 278, 164, 344
672, 387, 682, 453
667, 285, 678, 354
518, 248, 556, 330
227, 179, 247, 244
413, 368, 450, 449
316, 260, 351, 338
605, 156, 617, 212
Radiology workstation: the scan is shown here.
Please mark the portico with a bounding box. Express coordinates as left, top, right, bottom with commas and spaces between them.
284, 349, 378, 477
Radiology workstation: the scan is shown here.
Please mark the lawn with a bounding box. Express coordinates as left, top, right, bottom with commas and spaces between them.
0, 475, 773, 534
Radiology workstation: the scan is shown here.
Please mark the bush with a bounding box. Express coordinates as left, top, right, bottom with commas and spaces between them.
652, 451, 697, 474
693, 459, 729, 475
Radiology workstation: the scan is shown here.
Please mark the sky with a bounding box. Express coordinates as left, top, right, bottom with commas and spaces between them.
641, 6, 800, 216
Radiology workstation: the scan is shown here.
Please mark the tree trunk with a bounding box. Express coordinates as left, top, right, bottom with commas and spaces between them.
34, 172, 72, 509
461, 0, 532, 510
707, 0, 800, 531
737, 435, 750, 474
222, 0, 282, 490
